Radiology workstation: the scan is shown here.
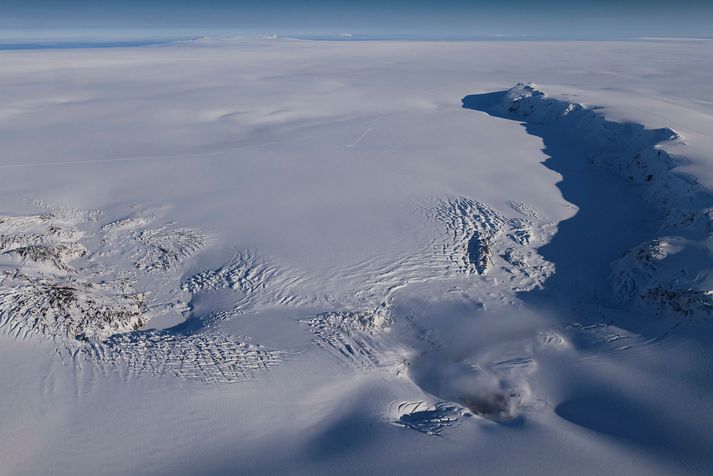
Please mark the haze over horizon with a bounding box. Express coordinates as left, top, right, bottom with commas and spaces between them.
2, 0, 713, 41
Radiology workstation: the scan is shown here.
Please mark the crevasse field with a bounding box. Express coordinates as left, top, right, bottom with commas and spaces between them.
1, 38, 713, 475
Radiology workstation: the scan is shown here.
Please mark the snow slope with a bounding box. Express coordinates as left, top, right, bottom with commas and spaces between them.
1, 38, 713, 475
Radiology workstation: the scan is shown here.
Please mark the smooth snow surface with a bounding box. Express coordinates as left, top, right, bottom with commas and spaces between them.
1, 39, 713, 475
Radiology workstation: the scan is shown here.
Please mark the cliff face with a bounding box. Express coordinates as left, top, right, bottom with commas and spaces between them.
467, 83, 713, 317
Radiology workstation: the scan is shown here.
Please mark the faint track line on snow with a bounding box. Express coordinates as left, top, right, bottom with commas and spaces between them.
0, 135, 316, 169
346, 117, 381, 148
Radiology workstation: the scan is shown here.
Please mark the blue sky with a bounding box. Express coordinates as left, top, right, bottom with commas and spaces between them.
1, 0, 712, 40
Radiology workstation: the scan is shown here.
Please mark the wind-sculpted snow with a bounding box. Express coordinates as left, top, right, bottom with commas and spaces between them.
0, 204, 284, 383
1, 243, 87, 272
301, 310, 392, 369
610, 238, 677, 303
388, 400, 468, 437
176, 195, 556, 380
169, 194, 556, 384
0, 210, 89, 273
185, 255, 405, 371
2, 40, 713, 474
433, 197, 505, 275
181, 250, 313, 312
3, 81, 706, 448
0, 207, 146, 340
430, 197, 554, 289
0, 271, 146, 341
465, 83, 713, 318
1, 82, 709, 448
85, 330, 285, 383
101, 215, 205, 272
134, 227, 205, 272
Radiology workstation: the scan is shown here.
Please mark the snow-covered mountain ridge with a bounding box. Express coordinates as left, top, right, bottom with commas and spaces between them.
466, 83, 713, 317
